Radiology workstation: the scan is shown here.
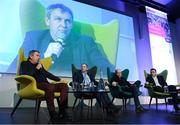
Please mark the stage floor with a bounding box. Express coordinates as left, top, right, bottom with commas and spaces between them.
0, 104, 180, 124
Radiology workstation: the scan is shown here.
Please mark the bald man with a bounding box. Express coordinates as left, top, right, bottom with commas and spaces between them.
110, 69, 146, 113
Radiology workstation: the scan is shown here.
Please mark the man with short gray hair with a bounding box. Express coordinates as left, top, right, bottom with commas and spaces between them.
8, 3, 113, 76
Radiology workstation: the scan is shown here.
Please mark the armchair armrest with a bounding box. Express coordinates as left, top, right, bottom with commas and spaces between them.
51, 79, 68, 84
15, 75, 45, 98
144, 83, 156, 96
15, 75, 36, 90
144, 83, 154, 88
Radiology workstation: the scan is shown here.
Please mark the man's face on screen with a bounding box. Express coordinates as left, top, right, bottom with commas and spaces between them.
45, 8, 73, 41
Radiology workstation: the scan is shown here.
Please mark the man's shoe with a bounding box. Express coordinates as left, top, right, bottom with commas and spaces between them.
136, 107, 145, 113
174, 106, 180, 112
140, 106, 148, 112
59, 110, 68, 120
106, 106, 121, 116
49, 111, 60, 123
113, 106, 122, 113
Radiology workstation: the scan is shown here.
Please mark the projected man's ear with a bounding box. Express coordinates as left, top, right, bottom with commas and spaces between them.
45, 16, 50, 26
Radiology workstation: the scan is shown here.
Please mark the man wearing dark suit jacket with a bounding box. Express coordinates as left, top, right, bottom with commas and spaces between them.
73, 63, 120, 115
146, 68, 167, 92
146, 68, 180, 111
8, 3, 114, 76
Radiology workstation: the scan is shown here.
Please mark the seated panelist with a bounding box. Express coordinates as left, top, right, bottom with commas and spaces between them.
110, 69, 147, 113
73, 63, 121, 115
20, 50, 68, 122
146, 68, 180, 112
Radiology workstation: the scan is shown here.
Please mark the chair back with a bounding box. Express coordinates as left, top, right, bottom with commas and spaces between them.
144, 69, 168, 96
71, 64, 97, 99
107, 67, 131, 98
72, 20, 119, 65
71, 64, 97, 80
16, 48, 26, 76
159, 70, 168, 81
16, 48, 52, 75
144, 70, 168, 81
107, 67, 129, 83
16, 48, 52, 90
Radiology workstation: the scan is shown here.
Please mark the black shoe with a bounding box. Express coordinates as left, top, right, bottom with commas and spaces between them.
59, 110, 68, 120
49, 111, 60, 123
174, 106, 180, 112
136, 107, 145, 113
140, 106, 148, 112
106, 106, 121, 116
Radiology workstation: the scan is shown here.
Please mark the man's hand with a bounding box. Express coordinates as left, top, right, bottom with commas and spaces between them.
112, 81, 117, 86
44, 42, 64, 58
36, 63, 42, 70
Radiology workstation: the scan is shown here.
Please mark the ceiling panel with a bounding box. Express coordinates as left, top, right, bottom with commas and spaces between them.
152, 0, 172, 5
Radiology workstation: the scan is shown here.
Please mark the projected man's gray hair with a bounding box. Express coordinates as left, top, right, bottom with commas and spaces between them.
46, 3, 73, 20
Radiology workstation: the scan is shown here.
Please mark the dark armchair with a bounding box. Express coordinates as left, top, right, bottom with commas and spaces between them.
144, 70, 171, 110
107, 67, 141, 110
71, 64, 98, 110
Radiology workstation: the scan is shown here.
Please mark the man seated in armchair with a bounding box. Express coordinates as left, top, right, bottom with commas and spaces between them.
20, 50, 68, 121
146, 68, 180, 112
110, 69, 147, 113
73, 63, 121, 115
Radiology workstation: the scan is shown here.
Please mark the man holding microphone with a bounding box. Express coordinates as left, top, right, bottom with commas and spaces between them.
20, 50, 68, 122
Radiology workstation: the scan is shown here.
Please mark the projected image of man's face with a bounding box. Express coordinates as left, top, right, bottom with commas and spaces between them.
45, 8, 73, 41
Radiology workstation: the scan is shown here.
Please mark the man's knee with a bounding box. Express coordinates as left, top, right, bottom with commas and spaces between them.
168, 85, 176, 92
62, 83, 68, 90
59, 83, 68, 93
46, 85, 54, 93
134, 80, 141, 87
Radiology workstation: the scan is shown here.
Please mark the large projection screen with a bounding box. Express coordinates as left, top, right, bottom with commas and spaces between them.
0, 0, 138, 80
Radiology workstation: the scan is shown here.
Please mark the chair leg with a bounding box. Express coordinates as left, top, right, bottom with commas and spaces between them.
149, 97, 153, 108
73, 98, 78, 110
11, 98, 23, 117
156, 98, 158, 111
112, 97, 115, 103
122, 99, 125, 110
125, 99, 127, 110
35, 99, 41, 121
56, 97, 61, 112
91, 98, 93, 113
164, 98, 167, 109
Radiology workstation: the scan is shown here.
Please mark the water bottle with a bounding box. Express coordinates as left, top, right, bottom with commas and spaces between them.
72, 82, 78, 91
98, 69, 105, 91
72, 82, 75, 90
164, 86, 168, 93
100, 69, 103, 79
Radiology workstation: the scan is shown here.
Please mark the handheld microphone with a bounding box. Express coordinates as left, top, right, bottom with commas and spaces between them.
56, 38, 65, 47
51, 54, 58, 64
